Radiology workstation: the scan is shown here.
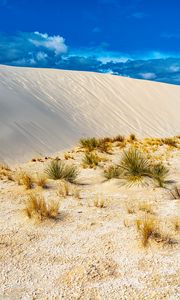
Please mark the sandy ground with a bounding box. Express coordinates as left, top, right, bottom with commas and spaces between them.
1, 65, 180, 163
0, 140, 180, 299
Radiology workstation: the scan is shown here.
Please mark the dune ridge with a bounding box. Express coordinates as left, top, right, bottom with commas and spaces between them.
0, 65, 180, 163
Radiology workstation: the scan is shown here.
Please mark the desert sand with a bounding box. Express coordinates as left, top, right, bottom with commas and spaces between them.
0, 66, 180, 299
1, 65, 180, 163
0, 138, 180, 299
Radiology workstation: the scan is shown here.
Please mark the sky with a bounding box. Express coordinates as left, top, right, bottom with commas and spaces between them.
0, 0, 180, 84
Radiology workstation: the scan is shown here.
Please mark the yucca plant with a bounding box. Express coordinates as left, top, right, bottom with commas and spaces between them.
45, 159, 78, 183
104, 165, 121, 180
119, 148, 151, 185
150, 163, 169, 187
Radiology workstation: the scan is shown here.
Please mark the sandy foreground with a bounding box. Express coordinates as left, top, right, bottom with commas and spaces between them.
0, 138, 180, 299
1, 65, 180, 163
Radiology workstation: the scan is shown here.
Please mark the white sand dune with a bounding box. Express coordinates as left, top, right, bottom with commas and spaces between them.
0, 64, 180, 163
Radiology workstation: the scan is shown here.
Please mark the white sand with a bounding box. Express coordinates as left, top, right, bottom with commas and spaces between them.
1, 65, 180, 163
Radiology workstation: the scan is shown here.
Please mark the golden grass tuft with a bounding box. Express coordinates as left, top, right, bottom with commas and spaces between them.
79, 137, 99, 151
35, 174, 48, 188
136, 215, 158, 247
137, 201, 154, 214
25, 192, 60, 221
57, 180, 70, 198
82, 152, 102, 168
104, 165, 121, 180
0, 163, 13, 180
16, 171, 33, 189
92, 195, 110, 208
171, 216, 180, 231
161, 137, 177, 147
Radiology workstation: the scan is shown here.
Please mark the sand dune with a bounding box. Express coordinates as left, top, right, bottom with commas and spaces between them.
0, 65, 180, 163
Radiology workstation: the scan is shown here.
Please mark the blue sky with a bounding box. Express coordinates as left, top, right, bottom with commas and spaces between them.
0, 0, 180, 84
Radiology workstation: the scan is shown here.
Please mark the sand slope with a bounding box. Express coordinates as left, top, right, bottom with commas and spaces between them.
0, 65, 180, 163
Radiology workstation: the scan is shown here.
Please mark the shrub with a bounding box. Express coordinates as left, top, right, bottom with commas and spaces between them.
119, 148, 151, 185
82, 152, 101, 168
45, 159, 78, 183
104, 165, 121, 180
150, 163, 169, 187
25, 193, 59, 220
79, 137, 99, 151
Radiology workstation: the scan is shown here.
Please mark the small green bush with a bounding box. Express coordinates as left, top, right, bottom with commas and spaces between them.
150, 163, 169, 187
45, 159, 78, 183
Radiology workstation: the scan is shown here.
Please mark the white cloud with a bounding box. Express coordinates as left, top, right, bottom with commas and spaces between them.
30, 32, 68, 55
139, 72, 157, 80
169, 65, 180, 73
36, 51, 48, 61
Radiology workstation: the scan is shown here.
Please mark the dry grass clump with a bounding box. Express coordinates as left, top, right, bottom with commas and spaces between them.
93, 195, 109, 208
0, 163, 13, 180
57, 180, 70, 197
136, 215, 177, 247
104, 165, 121, 180
161, 137, 177, 147
126, 201, 136, 214
64, 152, 74, 160
113, 135, 125, 143
98, 138, 112, 153
171, 217, 180, 231
72, 187, 81, 200
25, 192, 59, 221
35, 174, 48, 188
79, 137, 99, 151
16, 171, 33, 189
137, 201, 154, 214
57, 181, 81, 200
82, 152, 102, 168
143, 137, 163, 147
136, 215, 159, 247
45, 159, 78, 183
